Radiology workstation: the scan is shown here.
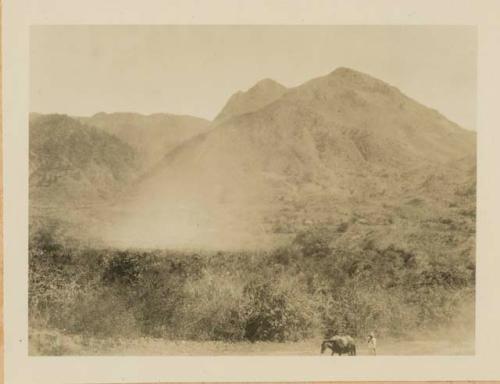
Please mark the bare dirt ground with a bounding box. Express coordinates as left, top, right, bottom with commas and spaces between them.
29, 329, 474, 356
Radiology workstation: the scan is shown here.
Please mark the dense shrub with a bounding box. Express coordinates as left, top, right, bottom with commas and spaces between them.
29, 225, 475, 342
66, 287, 139, 337
241, 275, 318, 342
292, 225, 335, 258
174, 270, 247, 341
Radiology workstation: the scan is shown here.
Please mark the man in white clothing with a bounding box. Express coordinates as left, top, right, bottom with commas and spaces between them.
367, 331, 377, 355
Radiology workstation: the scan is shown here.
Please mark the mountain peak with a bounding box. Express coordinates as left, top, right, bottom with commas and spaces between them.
251, 78, 286, 91
328, 67, 385, 85
330, 66, 361, 75
295, 66, 403, 100
213, 78, 288, 124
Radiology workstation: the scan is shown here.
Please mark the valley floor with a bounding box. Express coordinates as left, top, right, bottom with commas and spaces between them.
29, 329, 474, 356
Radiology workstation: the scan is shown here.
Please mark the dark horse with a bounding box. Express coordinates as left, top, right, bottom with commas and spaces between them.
321, 335, 357, 356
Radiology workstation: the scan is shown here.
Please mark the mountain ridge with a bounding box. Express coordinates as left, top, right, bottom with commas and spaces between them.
78, 111, 210, 169
29, 114, 140, 216
102, 67, 475, 250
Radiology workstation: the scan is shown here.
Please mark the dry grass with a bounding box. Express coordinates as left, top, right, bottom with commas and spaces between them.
29, 328, 473, 356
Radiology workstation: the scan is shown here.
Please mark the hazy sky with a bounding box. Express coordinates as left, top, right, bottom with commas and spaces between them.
30, 25, 477, 130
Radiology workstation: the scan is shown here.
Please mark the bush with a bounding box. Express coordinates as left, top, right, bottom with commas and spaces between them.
241, 275, 318, 342
28, 225, 475, 343
174, 270, 247, 341
292, 226, 334, 258
66, 288, 138, 338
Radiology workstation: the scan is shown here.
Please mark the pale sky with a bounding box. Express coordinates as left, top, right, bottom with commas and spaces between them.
30, 25, 477, 130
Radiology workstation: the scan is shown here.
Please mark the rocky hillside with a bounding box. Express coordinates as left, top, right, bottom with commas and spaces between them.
30, 114, 140, 201
104, 68, 476, 252
29, 114, 140, 234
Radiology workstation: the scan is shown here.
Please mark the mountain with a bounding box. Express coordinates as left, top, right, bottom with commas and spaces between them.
103, 68, 476, 252
213, 78, 287, 125
79, 112, 210, 169
29, 114, 140, 234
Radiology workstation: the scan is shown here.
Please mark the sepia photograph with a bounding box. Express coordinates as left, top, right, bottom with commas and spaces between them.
26, 25, 477, 357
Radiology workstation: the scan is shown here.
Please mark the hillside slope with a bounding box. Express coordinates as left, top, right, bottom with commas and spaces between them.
104, 68, 476, 251
79, 112, 210, 168
29, 114, 140, 235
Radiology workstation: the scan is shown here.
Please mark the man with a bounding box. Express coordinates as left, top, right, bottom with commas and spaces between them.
367, 331, 377, 355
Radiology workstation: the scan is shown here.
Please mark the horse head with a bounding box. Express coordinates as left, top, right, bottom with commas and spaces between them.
320, 341, 327, 354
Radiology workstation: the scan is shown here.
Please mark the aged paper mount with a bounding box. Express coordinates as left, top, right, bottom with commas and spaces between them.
3, 0, 500, 383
